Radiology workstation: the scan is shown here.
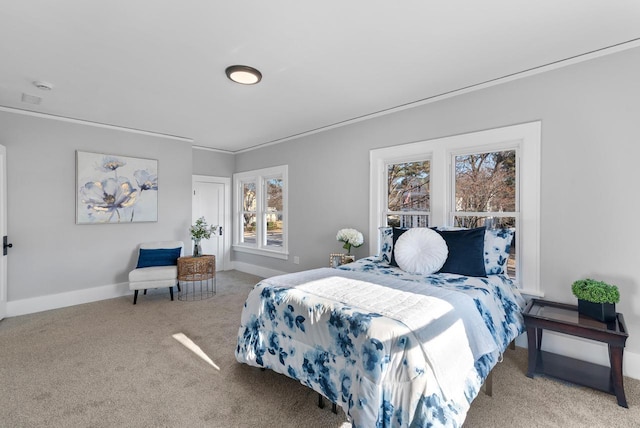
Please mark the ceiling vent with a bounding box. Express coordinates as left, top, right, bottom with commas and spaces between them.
21, 93, 42, 104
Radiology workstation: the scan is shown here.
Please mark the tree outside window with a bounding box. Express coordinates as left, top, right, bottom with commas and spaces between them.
386, 160, 430, 228
453, 150, 517, 277
265, 178, 283, 247
454, 150, 515, 228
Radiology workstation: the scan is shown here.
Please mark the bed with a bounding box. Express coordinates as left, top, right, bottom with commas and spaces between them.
235, 227, 525, 427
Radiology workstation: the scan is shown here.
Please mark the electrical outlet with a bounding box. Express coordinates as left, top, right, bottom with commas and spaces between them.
293, 256, 300, 264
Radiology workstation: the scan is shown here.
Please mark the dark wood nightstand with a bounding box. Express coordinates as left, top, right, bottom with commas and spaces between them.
523, 298, 629, 407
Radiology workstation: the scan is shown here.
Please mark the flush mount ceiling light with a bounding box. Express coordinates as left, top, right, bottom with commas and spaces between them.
225, 65, 262, 85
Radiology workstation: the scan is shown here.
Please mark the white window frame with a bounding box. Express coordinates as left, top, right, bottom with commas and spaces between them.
370, 122, 541, 296
233, 165, 288, 260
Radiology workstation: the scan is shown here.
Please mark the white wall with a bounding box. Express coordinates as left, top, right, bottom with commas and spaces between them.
0, 112, 192, 313
235, 47, 640, 377
192, 147, 235, 177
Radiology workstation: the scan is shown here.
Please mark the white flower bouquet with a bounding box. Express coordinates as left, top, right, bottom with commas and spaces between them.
336, 228, 364, 254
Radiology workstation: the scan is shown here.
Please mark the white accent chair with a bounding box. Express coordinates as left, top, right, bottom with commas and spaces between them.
128, 241, 184, 305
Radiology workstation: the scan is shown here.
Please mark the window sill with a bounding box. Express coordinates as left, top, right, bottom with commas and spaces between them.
521, 288, 544, 298
233, 245, 289, 260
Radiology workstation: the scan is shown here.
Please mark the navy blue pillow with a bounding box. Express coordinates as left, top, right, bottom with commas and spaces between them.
389, 227, 409, 267
136, 247, 181, 268
436, 227, 487, 277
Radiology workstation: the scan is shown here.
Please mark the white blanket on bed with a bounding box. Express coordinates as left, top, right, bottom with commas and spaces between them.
263, 268, 499, 403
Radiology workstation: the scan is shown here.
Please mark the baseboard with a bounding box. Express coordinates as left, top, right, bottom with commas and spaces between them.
6, 262, 284, 317
625, 350, 640, 381
231, 261, 287, 279
516, 331, 640, 381
6, 282, 131, 317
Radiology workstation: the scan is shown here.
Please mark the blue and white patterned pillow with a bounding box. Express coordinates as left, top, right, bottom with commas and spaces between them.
484, 228, 515, 275
379, 226, 394, 264
379, 226, 514, 275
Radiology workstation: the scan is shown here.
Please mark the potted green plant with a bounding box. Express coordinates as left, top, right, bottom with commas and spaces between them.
571, 278, 620, 322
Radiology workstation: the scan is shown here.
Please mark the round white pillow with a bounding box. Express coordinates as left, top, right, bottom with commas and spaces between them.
394, 228, 448, 274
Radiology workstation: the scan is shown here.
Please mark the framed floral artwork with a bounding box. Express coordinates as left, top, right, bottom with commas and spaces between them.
76, 151, 158, 224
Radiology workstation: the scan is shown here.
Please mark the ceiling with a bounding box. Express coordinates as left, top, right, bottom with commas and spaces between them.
1, 1, 639, 153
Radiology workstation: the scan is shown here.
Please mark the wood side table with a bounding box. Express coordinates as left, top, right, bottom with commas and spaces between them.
177, 255, 216, 301
523, 298, 629, 407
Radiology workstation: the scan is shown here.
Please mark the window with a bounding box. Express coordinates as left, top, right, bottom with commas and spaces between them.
242, 181, 257, 244
233, 165, 288, 259
370, 122, 541, 296
386, 160, 431, 228
452, 149, 517, 277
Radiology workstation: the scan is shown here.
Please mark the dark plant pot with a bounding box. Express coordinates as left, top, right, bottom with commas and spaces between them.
577, 299, 616, 322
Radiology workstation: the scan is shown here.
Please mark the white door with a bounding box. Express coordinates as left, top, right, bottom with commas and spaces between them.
192, 176, 230, 271
0, 145, 7, 320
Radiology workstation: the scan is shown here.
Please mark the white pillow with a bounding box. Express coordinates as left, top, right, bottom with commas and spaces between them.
394, 228, 448, 274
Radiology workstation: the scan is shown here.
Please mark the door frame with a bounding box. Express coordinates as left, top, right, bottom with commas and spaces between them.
0, 145, 7, 320
192, 175, 231, 271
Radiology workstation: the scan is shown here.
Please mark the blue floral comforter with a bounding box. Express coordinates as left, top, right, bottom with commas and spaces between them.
235, 258, 525, 427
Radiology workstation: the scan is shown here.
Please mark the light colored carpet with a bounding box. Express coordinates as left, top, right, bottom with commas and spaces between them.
0, 270, 638, 427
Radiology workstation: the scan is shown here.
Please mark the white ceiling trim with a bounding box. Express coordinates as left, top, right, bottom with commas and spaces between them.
234, 38, 640, 154
0, 106, 194, 143
192, 145, 234, 154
